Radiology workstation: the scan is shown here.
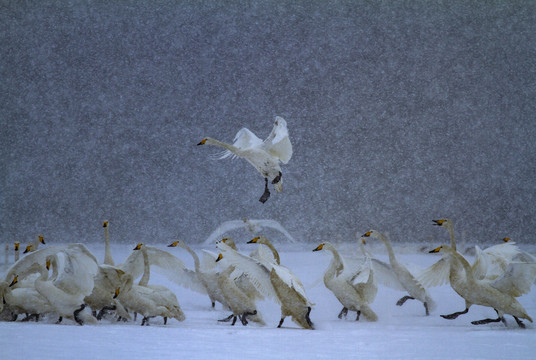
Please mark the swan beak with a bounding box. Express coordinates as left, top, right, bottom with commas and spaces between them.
362, 231, 372, 237
168, 241, 179, 247
429, 246, 442, 253
46, 259, 51, 270
23, 245, 32, 254
103, 221, 108, 228
221, 238, 228, 243
197, 139, 207, 146
503, 237, 510, 243
312, 244, 324, 252
39, 235, 45, 244
247, 237, 260, 244
133, 243, 143, 250
9, 275, 18, 287
432, 220, 445, 226
113, 288, 120, 299
216, 253, 223, 262
14, 243, 19, 251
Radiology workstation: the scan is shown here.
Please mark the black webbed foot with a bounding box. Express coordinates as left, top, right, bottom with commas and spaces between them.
514, 317, 526, 328
277, 317, 285, 328
306, 306, 314, 329
259, 178, 271, 203
396, 295, 415, 306
231, 315, 237, 326
74, 304, 86, 325
441, 308, 469, 320
218, 314, 235, 322
338, 307, 348, 319
355, 311, 361, 321
271, 171, 282, 184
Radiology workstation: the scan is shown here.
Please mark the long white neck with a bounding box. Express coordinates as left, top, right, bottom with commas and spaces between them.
259, 238, 280, 265
376, 232, 398, 266
138, 246, 150, 286
205, 138, 244, 157
181, 243, 200, 272
324, 244, 344, 280
14, 246, 19, 262
104, 225, 114, 265
447, 223, 456, 251
32, 236, 41, 251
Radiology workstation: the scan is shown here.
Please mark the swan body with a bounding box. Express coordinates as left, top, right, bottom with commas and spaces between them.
198, 116, 292, 203
428, 245, 533, 327
313, 242, 378, 321
362, 230, 435, 315
203, 218, 297, 246
168, 240, 228, 309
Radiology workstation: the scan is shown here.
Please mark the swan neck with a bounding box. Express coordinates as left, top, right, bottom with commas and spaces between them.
183, 244, 201, 272
325, 245, 343, 279
206, 138, 243, 155
139, 246, 150, 286
447, 225, 456, 251
104, 226, 115, 265
262, 240, 280, 265
378, 234, 397, 264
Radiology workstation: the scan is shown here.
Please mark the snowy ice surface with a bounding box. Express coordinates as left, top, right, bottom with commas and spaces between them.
1, 242, 535, 360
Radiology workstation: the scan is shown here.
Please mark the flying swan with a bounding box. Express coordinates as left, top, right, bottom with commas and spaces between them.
197, 116, 292, 203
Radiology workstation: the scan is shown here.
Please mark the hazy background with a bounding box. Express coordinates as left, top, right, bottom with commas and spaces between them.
1, 1, 535, 246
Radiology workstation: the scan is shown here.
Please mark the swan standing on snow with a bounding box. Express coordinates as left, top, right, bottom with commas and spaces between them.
168, 239, 228, 309
362, 230, 435, 315
313, 241, 378, 321
114, 243, 185, 325
203, 218, 297, 246
197, 116, 292, 203
428, 245, 533, 327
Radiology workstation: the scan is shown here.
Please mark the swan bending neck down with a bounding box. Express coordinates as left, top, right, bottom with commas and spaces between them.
362, 230, 435, 316
313, 242, 378, 321
429, 245, 533, 327
197, 117, 291, 203
433, 219, 456, 250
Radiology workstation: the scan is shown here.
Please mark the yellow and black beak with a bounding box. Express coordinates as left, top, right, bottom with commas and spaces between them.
23, 245, 32, 254
46, 259, 51, 270
216, 253, 223, 262
197, 138, 207, 146
14, 242, 19, 251
362, 231, 372, 238
113, 288, 120, 299
503, 237, 510, 243
168, 241, 179, 247
9, 275, 18, 287
312, 244, 324, 252
429, 246, 442, 253
247, 237, 260, 244
432, 219, 445, 226
133, 243, 143, 250
103, 220, 108, 228
39, 235, 45, 244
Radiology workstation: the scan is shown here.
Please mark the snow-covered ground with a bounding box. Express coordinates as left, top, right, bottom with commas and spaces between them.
1, 241, 535, 359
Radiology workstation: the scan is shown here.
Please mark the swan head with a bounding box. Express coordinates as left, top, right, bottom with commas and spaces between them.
220, 237, 237, 250
113, 288, 120, 299
432, 219, 453, 228
168, 240, 181, 248
133, 243, 144, 251
361, 230, 378, 238
215, 253, 223, 262
312, 243, 324, 252
503, 237, 511, 243
197, 138, 207, 146
45, 257, 52, 270
8, 275, 18, 287
248, 236, 269, 245
428, 245, 454, 254
23, 244, 33, 254
103, 220, 109, 228
38, 235, 45, 245
14, 242, 19, 251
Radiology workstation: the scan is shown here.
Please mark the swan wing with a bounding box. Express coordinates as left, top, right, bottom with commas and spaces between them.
215, 128, 263, 160
200, 250, 219, 272
202, 220, 246, 246
370, 258, 407, 291
490, 261, 536, 297
263, 117, 292, 164
251, 219, 297, 243
217, 241, 279, 304
418, 257, 451, 288
271, 263, 310, 304
4, 246, 64, 283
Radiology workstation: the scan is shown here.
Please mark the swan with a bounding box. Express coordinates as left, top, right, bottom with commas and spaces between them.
22, 234, 46, 254
197, 116, 292, 203
168, 239, 228, 308
4, 245, 66, 287
35, 248, 99, 325
0, 263, 56, 321
239, 236, 314, 329
114, 243, 185, 325
14, 242, 20, 263
85, 264, 128, 320
362, 230, 435, 315
313, 241, 378, 321
203, 218, 297, 246
102, 220, 114, 266
428, 245, 533, 327
119, 244, 206, 295
214, 257, 265, 326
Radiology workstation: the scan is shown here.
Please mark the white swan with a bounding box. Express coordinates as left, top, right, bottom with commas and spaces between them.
85, 264, 128, 320
114, 243, 185, 325
362, 230, 435, 315
313, 241, 378, 321
102, 220, 114, 266
4, 245, 65, 287
428, 245, 533, 327
0, 263, 55, 321
203, 218, 297, 246
22, 234, 46, 254
35, 247, 99, 325
168, 239, 228, 309
237, 236, 314, 329
197, 116, 292, 203
214, 257, 265, 326
14, 242, 20, 263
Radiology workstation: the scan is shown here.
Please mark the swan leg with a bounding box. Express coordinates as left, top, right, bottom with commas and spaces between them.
231, 315, 237, 326
471, 316, 504, 326
211, 301, 216, 308
514, 317, 526, 329
218, 314, 235, 322
424, 302, 430, 316
74, 304, 86, 325
277, 316, 286, 328
134, 312, 137, 321
259, 178, 271, 203
240, 310, 257, 326
271, 171, 282, 184
441, 307, 469, 320
396, 295, 415, 306
56, 316, 63, 324
338, 307, 348, 319
141, 317, 150, 326
355, 310, 361, 321
97, 305, 116, 320
306, 307, 314, 329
